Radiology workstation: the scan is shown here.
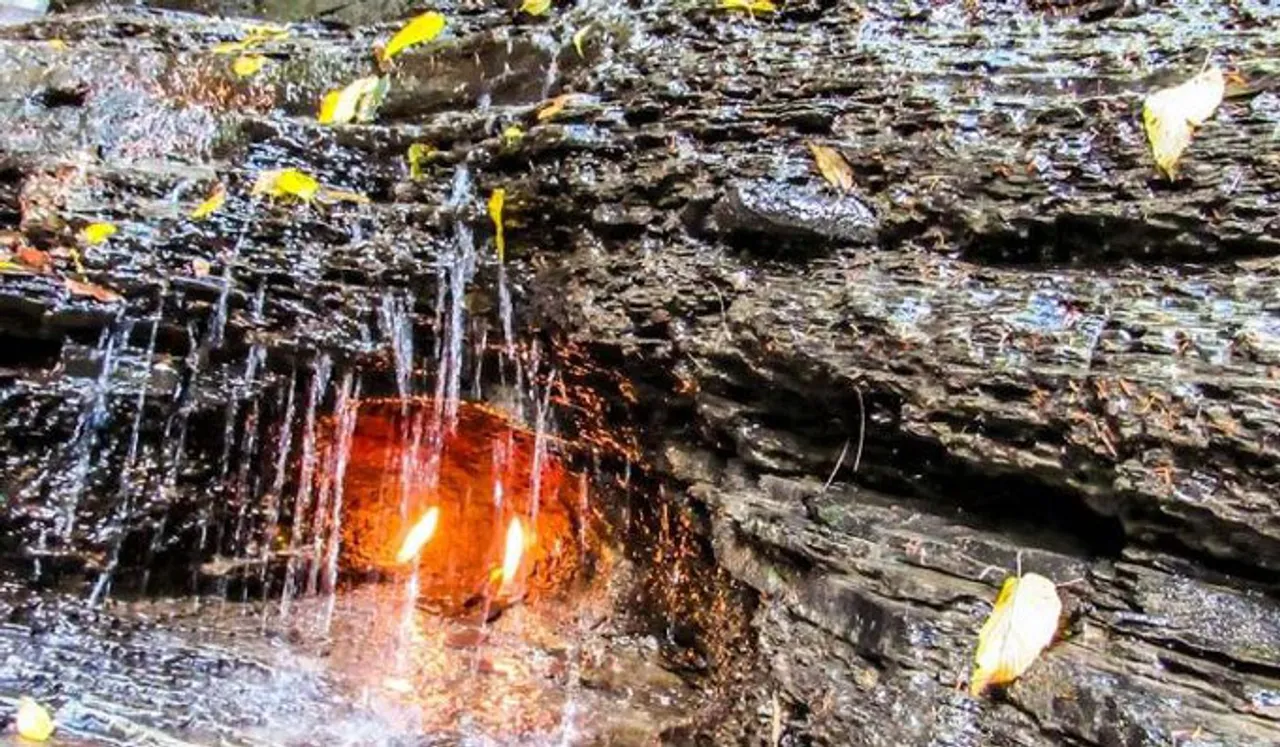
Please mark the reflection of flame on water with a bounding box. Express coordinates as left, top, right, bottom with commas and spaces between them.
395, 506, 441, 564
500, 517, 525, 589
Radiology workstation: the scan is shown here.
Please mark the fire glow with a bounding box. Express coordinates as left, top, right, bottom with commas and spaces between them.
500, 517, 525, 589
396, 506, 441, 564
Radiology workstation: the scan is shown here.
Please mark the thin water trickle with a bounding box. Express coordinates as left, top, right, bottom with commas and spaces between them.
380, 290, 415, 402
259, 367, 298, 611
322, 374, 361, 626
53, 324, 124, 545
281, 354, 332, 617
89, 316, 159, 605
438, 164, 478, 429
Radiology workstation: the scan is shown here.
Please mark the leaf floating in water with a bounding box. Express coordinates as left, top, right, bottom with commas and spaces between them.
520, 0, 551, 16
1142, 66, 1225, 180
807, 142, 854, 192
969, 572, 1062, 697
717, 0, 777, 15
502, 125, 525, 147
318, 76, 389, 125
190, 183, 226, 219
16, 697, 54, 742
66, 278, 122, 303
80, 222, 117, 245
407, 143, 434, 181
252, 168, 320, 201
572, 25, 590, 58
212, 24, 290, 54
488, 188, 506, 262
380, 11, 447, 62
231, 53, 267, 78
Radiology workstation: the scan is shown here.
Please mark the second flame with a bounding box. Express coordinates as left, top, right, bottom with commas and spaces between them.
396, 506, 440, 564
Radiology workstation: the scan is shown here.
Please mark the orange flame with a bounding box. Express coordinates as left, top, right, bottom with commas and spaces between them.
500, 517, 525, 587
395, 506, 440, 564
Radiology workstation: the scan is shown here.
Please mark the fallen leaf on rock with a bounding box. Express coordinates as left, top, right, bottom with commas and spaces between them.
192, 258, 212, 277
65, 278, 121, 303
318, 76, 388, 125
1142, 66, 1225, 180
80, 222, 117, 245
68, 247, 85, 277
572, 25, 590, 58
488, 188, 506, 262
537, 94, 573, 122
969, 572, 1062, 696
16, 697, 54, 741
47, 39, 68, 51
502, 125, 525, 147
231, 54, 267, 78
15, 245, 52, 272
808, 143, 854, 192
520, 0, 551, 16
212, 25, 290, 55
252, 168, 320, 201
0, 260, 30, 274
717, 0, 777, 14
191, 183, 226, 219
407, 143, 434, 181
381, 11, 446, 62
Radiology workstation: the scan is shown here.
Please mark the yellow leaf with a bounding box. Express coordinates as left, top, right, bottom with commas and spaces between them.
502, 125, 525, 146
16, 697, 54, 741
572, 25, 590, 57
1142, 66, 1225, 180
520, 0, 551, 16
537, 94, 573, 122
488, 188, 506, 262
717, 0, 777, 14
407, 143, 434, 181
191, 183, 227, 220
212, 25, 290, 55
0, 259, 31, 274
69, 247, 85, 277
969, 572, 1062, 697
251, 168, 320, 201
231, 54, 267, 78
807, 142, 854, 192
318, 76, 388, 125
80, 222, 117, 245
381, 11, 447, 62
47, 39, 68, 51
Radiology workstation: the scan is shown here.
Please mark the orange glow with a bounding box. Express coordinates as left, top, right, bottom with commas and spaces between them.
396, 506, 440, 564
501, 517, 525, 587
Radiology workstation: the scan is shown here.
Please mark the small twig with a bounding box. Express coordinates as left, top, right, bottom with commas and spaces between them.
822, 438, 850, 492
852, 385, 866, 473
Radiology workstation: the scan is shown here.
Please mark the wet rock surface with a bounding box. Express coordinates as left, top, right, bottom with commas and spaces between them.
0, 0, 1279, 745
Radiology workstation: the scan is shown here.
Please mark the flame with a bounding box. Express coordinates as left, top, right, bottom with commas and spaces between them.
396, 506, 440, 564
500, 517, 525, 587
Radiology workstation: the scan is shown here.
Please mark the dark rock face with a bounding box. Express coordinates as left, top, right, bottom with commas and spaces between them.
1, 0, 1279, 745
